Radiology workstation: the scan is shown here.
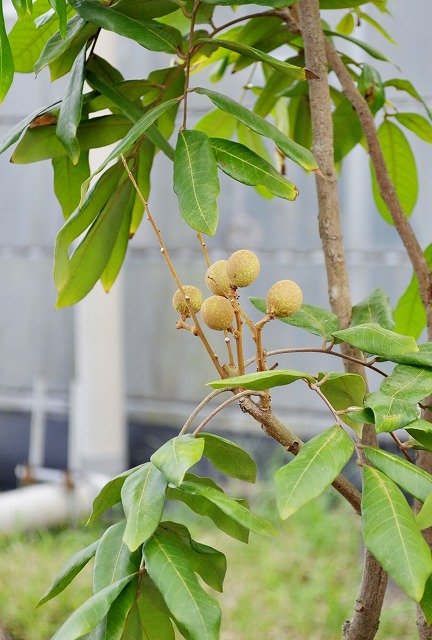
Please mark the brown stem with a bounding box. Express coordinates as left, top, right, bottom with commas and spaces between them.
239, 395, 362, 515
297, 1, 387, 637
324, 38, 432, 327
182, 0, 200, 130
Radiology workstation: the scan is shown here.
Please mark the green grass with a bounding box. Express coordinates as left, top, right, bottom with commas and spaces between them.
0, 491, 416, 640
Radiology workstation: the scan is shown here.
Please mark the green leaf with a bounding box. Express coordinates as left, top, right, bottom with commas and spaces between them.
254, 68, 295, 118
197, 38, 314, 80
36, 539, 100, 607
324, 29, 391, 62
209, 138, 298, 200
11, 0, 33, 20
364, 446, 432, 503
363, 392, 419, 433
332, 97, 363, 163
394, 243, 432, 339
70, 0, 180, 54
393, 112, 432, 144
136, 582, 175, 640
207, 369, 315, 391
371, 121, 418, 224
151, 435, 205, 487
85, 69, 172, 153
9, 0, 64, 73
406, 419, 432, 452
420, 575, 432, 625
52, 152, 90, 219
49, 0, 67, 37
0, 2, 14, 102
362, 466, 432, 602
417, 493, 432, 530
351, 288, 395, 330
157, 522, 226, 593
167, 475, 250, 543
194, 87, 319, 172
56, 178, 134, 307
179, 480, 278, 537
249, 298, 339, 342
56, 44, 86, 163
318, 372, 366, 431
93, 521, 141, 593
87, 465, 145, 525
336, 11, 355, 35
121, 462, 168, 551
288, 93, 312, 151
0, 101, 60, 155
173, 129, 220, 236
384, 78, 432, 120
11, 114, 132, 163
51, 574, 136, 640
275, 425, 354, 520
93, 578, 140, 640
100, 182, 134, 292
359, 12, 396, 44
82, 99, 178, 191
358, 64, 385, 114
194, 108, 237, 139
332, 323, 418, 358
54, 161, 124, 292
394, 272, 426, 340
113, 0, 178, 20
380, 364, 432, 403
197, 433, 257, 483
129, 138, 154, 235
34, 16, 96, 77
144, 532, 221, 640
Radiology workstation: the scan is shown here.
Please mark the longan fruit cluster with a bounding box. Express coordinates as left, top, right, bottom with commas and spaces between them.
172, 249, 303, 331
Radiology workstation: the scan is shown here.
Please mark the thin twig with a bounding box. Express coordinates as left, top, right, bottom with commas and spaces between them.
389, 431, 413, 463
179, 388, 230, 435
192, 390, 264, 436
197, 232, 210, 268
183, 0, 201, 130
208, 10, 277, 38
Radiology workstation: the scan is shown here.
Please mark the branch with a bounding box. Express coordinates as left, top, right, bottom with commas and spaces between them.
324, 38, 432, 327
239, 395, 362, 516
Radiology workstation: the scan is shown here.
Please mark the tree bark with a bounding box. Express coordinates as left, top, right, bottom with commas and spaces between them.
297, 1, 387, 638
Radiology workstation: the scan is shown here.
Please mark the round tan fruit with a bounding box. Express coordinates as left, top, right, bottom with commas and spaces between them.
205, 260, 230, 297
226, 249, 260, 288
200, 296, 235, 331
266, 280, 303, 318
172, 286, 203, 317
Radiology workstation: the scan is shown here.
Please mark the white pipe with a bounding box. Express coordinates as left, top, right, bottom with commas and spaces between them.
0, 476, 109, 533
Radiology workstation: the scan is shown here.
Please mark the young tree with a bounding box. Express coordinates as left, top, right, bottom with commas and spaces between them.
1, 0, 432, 638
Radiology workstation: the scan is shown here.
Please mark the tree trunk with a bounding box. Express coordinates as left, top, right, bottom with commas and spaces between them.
297, 1, 388, 638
